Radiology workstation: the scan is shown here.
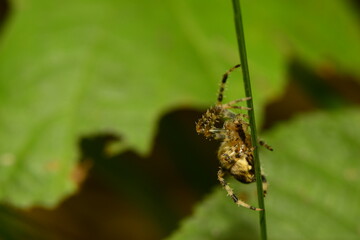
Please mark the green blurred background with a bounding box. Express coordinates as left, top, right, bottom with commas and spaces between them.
0, 0, 359, 239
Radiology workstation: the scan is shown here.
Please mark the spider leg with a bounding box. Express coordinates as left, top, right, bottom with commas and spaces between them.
217, 169, 262, 211
217, 64, 241, 105
235, 113, 249, 119
261, 174, 268, 197
259, 140, 273, 151
222, 97, 252, 110
224, 105, 251, 110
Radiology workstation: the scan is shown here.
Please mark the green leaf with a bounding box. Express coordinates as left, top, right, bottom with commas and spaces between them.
0, 0, 359, 207
167, 108, 360, 240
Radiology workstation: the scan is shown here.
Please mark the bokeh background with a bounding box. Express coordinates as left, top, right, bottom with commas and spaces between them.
0, 0, 360, 239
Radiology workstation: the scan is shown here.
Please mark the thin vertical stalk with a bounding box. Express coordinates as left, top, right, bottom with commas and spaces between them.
230, 1, 267, 240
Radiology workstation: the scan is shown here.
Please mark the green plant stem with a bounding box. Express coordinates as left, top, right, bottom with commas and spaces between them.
231, 1, 267, 240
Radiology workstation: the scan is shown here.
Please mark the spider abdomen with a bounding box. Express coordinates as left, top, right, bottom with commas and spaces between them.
218, 142, 255, 184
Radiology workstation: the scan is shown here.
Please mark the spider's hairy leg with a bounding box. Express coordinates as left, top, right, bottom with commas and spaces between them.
224, 106, 251, 110
259, 140, 273, 151
217, 169, 263, 211
217, 64, 241, 105
261, 174, 268, 197
222, 97, 252, 110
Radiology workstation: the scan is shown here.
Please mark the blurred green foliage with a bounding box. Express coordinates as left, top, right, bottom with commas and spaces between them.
0, 0, 359, 239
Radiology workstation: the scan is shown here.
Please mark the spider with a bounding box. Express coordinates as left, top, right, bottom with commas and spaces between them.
195, 64, 273, 211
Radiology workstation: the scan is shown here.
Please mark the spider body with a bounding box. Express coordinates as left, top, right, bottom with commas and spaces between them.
195, 64, 272, 211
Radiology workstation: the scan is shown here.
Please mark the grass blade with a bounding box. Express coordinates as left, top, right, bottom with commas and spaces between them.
230, 1, 267, 239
